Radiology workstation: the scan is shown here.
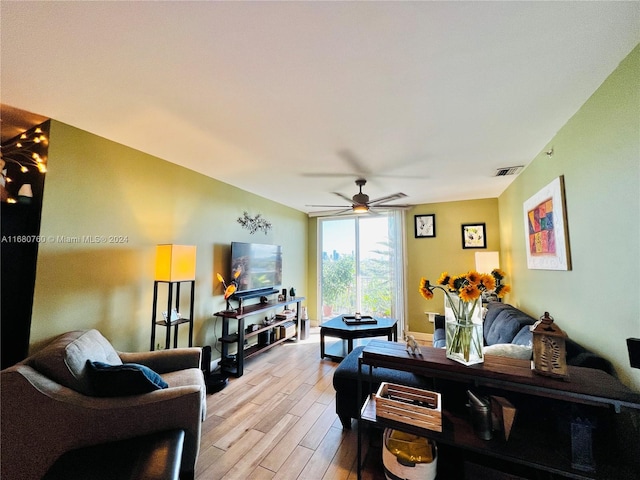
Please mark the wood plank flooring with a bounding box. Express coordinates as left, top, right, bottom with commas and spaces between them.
196, 329, 386, 480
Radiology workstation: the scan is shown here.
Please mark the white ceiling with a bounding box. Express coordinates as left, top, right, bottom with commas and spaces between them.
2, 1, 638, 214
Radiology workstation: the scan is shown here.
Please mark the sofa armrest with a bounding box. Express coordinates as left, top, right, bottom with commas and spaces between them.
1, 365, 203, 480
118, 347, 202, 373
433, 328, 446, 348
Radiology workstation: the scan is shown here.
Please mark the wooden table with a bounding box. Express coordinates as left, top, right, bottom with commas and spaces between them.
356, 340, 640, 480
319, 316, 397, 361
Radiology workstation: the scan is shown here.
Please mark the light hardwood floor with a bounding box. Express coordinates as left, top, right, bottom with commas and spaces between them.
196, 329, 386, 480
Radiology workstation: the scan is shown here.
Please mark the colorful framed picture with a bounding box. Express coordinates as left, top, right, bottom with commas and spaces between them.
523, 176, 571, 270
461, 223, 486, 249
414, 214, 436, 238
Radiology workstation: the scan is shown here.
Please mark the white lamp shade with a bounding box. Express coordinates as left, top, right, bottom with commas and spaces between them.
155, 245, 196, 281
475, 251, 500, 274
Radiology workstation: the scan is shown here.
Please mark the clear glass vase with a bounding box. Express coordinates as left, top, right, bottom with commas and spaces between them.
444, 297, 484, 366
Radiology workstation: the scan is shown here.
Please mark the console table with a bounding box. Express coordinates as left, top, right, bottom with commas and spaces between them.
357, 340, 640, 479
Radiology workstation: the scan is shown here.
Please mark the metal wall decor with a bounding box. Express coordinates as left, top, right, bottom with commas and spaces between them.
237, 211, 272, 235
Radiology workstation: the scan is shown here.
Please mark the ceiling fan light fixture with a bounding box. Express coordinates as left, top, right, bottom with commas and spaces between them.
352, 204, 369, 213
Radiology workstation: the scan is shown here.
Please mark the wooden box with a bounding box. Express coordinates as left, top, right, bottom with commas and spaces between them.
375, 382, 442, 432
279, 321, 296, 339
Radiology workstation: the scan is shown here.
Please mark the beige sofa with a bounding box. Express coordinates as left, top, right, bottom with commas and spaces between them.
0, 329, 206, 480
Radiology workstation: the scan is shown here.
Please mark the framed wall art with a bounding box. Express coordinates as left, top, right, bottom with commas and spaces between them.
461, 223, 486, 249
414, 214, 436, 238
523, 175, 571, 270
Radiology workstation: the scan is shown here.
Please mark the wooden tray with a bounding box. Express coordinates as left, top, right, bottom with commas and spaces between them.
375, 382, 442, 432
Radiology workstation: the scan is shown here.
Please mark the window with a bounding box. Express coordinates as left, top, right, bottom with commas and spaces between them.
319, 211, 406, 333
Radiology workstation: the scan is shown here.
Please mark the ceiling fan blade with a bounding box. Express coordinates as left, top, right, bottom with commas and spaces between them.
306, 204, 350, 208
368, 192, 407, 205
301, 172, 361, 178
370, 205, 413, 211
308, 208, 353, 217
332, 191, 354, 203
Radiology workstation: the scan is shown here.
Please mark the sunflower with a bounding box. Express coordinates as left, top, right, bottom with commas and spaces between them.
419, 269, 510, 307
459, 284, 481, 302
466, 270, 481, 285
479, 273, 496, 291
492, 268, 506, 281
419, 277, 434, 300
495, 284, 511, 298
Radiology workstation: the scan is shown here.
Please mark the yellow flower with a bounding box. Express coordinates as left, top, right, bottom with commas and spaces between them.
418, 277, 434, 300
495, 284, 511, 298
492, 268, 506, 281
216, 273, 225, 284
419, 286, 434, 300
480, 274, 496, 291
437, 272, 450, 286
459, 284, 481, 302
466, 270, 481, 284
233, 269, 241, 279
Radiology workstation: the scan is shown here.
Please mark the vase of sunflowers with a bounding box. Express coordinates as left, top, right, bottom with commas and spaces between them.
419, 270, 510, 366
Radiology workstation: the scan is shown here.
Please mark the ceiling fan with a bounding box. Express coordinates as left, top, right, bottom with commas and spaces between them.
306, 178, 412, 216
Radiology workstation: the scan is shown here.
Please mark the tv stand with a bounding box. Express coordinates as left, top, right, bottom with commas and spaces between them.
214, 295, 305, 377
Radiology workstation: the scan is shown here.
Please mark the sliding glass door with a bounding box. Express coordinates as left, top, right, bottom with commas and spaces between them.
319, 211, 405, 332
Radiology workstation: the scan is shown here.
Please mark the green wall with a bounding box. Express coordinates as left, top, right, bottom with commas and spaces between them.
31, 121, 308, 357
406, 198, 501, 333
499, 44, 640, 389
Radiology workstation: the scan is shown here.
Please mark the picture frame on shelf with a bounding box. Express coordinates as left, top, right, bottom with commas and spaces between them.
414, 214, 436, 238
523, 175, 571, 270
461, 223, 486, 249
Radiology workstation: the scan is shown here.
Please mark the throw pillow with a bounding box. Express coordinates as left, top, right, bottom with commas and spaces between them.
483, 343, 533, 360
87, 361, 168, 397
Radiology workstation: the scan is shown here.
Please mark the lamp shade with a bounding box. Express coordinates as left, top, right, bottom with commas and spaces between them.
155, 245, 196, 281
475, 251, 500, 274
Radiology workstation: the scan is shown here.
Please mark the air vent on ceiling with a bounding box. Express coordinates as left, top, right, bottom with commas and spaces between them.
494, 166, 523, 177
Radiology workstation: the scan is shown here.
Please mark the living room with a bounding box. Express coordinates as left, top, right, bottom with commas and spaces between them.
1, 2, 639, 478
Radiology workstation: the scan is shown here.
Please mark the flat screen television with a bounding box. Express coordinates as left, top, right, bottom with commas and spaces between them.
230, 242, 282, 295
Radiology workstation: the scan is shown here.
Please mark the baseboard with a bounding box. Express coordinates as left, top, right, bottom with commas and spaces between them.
406, 330, 433, 346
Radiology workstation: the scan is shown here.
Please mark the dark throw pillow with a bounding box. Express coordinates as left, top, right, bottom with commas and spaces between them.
87, 360, 168, 397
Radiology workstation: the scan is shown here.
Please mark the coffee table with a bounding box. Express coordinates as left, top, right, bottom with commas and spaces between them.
320, 316, 397, 360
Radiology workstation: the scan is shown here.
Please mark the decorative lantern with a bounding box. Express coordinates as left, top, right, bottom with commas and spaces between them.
531, 312, 569, 379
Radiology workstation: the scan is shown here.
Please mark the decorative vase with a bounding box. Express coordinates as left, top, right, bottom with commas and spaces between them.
444, 295, 484, 366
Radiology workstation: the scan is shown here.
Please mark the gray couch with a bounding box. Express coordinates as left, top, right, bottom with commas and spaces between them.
333, 302, 613, 429
435, 302, 614, 372
1, 329, 206, 480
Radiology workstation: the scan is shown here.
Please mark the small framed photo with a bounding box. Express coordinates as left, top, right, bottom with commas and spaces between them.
414, 214, 436, 238
461, 223, 486, 249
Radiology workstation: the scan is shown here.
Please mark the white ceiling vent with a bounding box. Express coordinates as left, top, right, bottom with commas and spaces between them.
494, 166, 523, 177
